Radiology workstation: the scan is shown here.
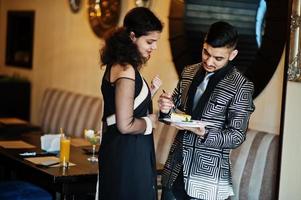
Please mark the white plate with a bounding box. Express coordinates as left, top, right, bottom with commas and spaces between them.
163, 118, 214, 128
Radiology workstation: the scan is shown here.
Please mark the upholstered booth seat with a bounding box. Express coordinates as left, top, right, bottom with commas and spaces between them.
38, 88, 103, 138
230, 130, 279, 200
0, 181, 52, 200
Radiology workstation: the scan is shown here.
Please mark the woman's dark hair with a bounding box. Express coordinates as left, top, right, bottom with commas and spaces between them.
205, 21, 238, 49
100, 7, 163, 68
123, 7, 163, 37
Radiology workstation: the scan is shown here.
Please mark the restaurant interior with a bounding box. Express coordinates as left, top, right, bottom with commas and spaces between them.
0, 0, 300, 199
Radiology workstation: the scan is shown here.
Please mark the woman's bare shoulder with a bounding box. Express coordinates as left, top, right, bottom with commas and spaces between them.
110, 64, 135, 82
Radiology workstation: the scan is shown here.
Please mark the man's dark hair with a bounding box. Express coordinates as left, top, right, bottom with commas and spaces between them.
205, 21, 238, 49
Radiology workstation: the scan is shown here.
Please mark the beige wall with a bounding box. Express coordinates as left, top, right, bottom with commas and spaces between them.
0, 0, 284, 135
279, 82, 301, 199
248, 50, 285, 134
0, 0, 104, 123
279, 0, 301, 197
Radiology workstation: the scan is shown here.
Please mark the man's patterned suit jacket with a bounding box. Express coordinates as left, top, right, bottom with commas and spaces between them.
162, 62, 255, 200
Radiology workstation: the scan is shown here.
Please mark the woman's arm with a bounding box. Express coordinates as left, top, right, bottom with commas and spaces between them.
112, 65, 156, 135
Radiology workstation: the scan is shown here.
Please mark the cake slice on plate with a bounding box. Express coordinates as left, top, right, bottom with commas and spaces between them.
170, 113, 192, 122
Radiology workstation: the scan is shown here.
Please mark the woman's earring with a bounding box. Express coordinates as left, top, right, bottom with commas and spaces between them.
130, 32, 136, 41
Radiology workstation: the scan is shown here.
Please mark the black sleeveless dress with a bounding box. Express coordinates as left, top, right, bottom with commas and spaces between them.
98, 68, 157, 200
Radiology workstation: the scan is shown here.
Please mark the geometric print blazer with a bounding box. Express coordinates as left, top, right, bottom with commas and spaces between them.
161, 63, 255, 200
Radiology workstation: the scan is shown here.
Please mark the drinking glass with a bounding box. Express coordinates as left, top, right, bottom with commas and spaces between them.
60, 135, 71, 168
84, 130, 100, 162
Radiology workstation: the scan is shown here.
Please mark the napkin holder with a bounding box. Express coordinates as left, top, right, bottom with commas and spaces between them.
40, 134, 60, 152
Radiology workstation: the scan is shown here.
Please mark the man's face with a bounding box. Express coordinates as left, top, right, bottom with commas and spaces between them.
201, 43, 238, 72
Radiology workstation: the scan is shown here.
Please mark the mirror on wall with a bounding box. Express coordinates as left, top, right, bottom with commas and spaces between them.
88, 0, 121, 38
5, 11, 35, 69
169, 0, 288, 98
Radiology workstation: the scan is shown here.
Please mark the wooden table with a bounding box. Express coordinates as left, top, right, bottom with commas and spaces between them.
0, 131, 98, 199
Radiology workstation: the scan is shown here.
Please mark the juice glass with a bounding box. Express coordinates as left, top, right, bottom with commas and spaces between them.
60, 135, 71, 167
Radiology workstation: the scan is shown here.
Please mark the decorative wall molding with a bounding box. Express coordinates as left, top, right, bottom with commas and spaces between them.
288, 0, 301, 81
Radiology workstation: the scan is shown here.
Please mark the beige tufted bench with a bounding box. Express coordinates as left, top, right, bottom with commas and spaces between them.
230, 130, 279, 200
154, 126, 279, 200
38, 88, 103, 138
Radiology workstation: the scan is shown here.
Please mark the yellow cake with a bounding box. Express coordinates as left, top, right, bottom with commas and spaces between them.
170, 113, 192, 122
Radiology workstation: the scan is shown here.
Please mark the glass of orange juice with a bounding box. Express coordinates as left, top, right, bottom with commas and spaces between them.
60, 135, 71, 168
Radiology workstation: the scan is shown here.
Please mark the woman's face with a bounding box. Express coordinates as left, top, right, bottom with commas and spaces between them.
131, 31, 161, 60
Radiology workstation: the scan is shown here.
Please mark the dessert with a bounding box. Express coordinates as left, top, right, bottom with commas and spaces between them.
170, 113, 192, 122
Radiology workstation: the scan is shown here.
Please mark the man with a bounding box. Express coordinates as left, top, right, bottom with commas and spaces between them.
158, 21, 255, 200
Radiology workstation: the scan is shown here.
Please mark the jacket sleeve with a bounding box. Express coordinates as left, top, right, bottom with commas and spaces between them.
158, 79, 183, 119
202, 80, 255, 149
159, 66, 190, 119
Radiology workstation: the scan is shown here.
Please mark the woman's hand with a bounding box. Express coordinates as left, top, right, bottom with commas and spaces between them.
158, 91, 174, 114
150, 75, 162, 97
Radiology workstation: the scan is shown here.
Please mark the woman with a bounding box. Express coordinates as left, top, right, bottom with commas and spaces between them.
98, 7, 163, 200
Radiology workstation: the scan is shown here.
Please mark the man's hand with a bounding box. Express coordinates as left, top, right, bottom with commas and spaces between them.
158, 91, 174, 114
171, 123, 206, 138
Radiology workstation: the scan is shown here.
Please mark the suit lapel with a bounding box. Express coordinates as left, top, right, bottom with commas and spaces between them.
192, 63, 234, 119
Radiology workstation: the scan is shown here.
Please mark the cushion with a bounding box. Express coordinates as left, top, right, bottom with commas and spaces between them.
39, 88, 102, 137
230, 130, 279, 200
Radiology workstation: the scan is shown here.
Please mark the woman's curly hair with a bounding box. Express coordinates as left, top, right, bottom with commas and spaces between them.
100, 7, 163, 69
100, 27, 143, 68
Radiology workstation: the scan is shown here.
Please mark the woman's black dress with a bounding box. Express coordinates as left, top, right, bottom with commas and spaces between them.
98, 68, 157, 200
